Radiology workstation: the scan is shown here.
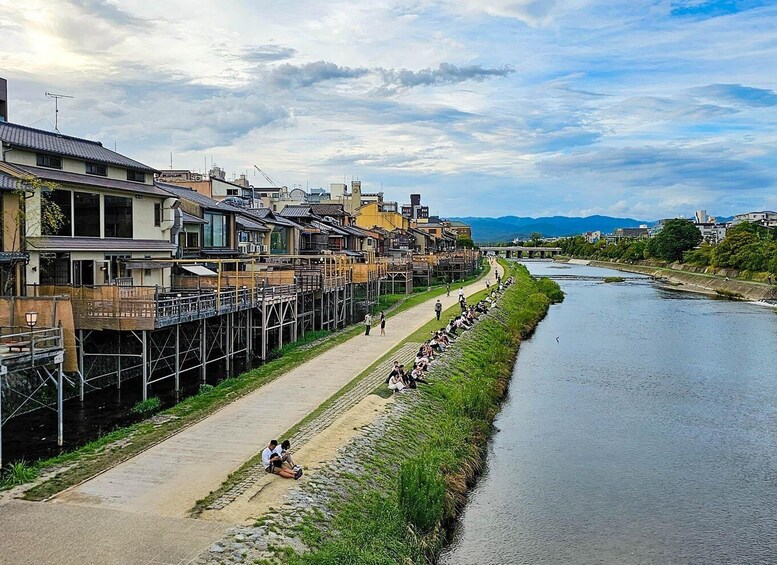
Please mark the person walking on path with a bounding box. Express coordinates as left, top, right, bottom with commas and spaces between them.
380, 311, 386, 336
458, 287, 464, 300
364, 313, 372, 336
486, 279, 490, 289
434, 299, 443, 320
446, 283, 451, 297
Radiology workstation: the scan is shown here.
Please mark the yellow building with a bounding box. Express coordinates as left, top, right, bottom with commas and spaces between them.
354, 201, 409, 232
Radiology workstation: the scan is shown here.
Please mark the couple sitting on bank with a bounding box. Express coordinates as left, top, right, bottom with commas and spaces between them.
261, 439, 303, 479
386, 361, 430, 393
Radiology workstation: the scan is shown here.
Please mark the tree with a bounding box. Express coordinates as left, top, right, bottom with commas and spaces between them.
647, 219, 702, 262
529, 232, 542, 246
456, 235, 476, 249
2, 176, 66, 295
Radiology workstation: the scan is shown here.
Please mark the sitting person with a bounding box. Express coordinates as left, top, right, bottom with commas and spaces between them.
388, 370, 405, 393
274, 439, 301, 473
262, 440, 301, 479
385, 360, 400, 384
410, 364, 429, 385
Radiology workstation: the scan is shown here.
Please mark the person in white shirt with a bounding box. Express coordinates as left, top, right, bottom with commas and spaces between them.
388, 372, 405, 393
261, 439, 299, 479
273, 439, 300, 472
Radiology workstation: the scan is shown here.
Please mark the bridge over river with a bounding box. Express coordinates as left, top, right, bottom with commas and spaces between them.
481, 246, 562, 259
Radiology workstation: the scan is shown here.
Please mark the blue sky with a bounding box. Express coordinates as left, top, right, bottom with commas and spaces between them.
1, 0, 776, 218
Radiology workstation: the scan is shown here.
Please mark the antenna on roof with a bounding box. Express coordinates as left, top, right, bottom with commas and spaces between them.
45, 91, 73, 134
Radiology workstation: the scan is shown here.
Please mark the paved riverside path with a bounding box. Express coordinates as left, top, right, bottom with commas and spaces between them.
52, 263, 499, 518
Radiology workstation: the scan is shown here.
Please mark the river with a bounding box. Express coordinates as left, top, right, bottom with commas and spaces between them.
443, 261, 777, 564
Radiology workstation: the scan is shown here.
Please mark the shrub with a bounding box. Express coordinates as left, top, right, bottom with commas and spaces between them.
535, 277, 565, 302
130, 396, 162, 416
198, 383, 215, 395
603, 276, 625, 283
398, 456, 446, 534
2, 460, 38, 486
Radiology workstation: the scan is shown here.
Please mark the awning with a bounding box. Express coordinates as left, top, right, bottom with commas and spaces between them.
181, 265, 218, 276
123, 260, 174, 269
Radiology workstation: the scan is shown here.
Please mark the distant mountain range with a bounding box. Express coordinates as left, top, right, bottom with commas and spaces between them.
449, 215, 651, 243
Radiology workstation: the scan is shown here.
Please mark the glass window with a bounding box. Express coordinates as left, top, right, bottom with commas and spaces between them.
126, 170, 145, 182
270, 228, 288, 254
203, 212, 227, 247
154, 203, 161, 227
73, 192, 100, 237
36, 154, 62, 169
40, 252, 70, 285
85, 162, 107, 176
185, 230, 200, 248
42, 189, 71, 236
104, 195, 133, 238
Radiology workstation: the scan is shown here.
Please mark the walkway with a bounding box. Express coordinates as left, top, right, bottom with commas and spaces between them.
0, 263, 499, 564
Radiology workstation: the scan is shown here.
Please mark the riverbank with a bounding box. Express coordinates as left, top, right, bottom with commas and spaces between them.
563, 258, 777, 301
197, 262, 562, 564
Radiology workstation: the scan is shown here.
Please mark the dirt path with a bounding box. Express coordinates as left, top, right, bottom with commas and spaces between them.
52, 263, 498, 518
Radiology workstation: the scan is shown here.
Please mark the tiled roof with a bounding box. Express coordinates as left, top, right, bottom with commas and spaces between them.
310, 204, 349, 217
237, 215, 270, 232
156, 182, 225, 210
181, 211, 207, 224
246, 207, 298, 227
0, 122, 157, 172
0, 171, 18, 191
279, 205, 313, 218
27, 237, 177, 252
13, 165, 173, 197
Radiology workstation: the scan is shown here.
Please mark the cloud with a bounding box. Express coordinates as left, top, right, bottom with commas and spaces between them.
66, 0, 149, 28
269, 61, 370, 88
379, 63, 514, 90
686, 84, 777, 107
239, 45, 298, 63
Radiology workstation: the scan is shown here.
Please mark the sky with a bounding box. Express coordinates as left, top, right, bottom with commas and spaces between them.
1, 0, 776, 219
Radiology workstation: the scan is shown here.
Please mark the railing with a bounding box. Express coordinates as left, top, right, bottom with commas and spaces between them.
0, 326, 63, 366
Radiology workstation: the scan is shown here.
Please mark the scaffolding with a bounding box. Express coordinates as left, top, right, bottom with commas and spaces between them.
0, 325, 65, 467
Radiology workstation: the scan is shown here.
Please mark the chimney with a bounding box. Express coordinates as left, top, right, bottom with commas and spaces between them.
0, 78, 7, 122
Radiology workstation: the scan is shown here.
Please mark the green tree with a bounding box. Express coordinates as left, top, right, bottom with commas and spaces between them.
647, 219, 702, 262
456, 235, 476, 249
529, 232, 542, 246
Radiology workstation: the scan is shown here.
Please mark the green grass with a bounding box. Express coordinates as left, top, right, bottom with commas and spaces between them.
20, 259, 489, 501
1, 460, 38, 488
130, 397, 162, 417
280, 261, 563, 564
603, 276, 626, 283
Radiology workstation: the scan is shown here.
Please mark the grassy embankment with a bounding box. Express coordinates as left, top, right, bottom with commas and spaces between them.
278, 262, 563, 564
11, 261, 487, 498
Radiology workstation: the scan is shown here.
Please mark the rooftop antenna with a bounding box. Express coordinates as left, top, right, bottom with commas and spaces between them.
45, 91, 73, 134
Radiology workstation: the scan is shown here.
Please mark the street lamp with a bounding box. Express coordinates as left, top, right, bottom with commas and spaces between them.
25, 311, 38, 362
25, 311, 38, 330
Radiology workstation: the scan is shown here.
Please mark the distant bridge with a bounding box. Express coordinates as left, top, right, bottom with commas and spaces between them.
481, 246, 562, 259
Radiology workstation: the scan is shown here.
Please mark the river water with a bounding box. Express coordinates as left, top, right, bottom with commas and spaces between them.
443, 261, 777, 564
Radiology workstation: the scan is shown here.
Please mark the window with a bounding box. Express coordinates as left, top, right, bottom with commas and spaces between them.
103, 254, 130, 283
270, 228, 288, 254
73, 192, 100, 236
126, 170, 145, 182
227, 189, 238, 196
36, 154, 62, 169
185, 231, 200, 248
40, 252, 70, 285
42, 189, 71, 236
154, 203, 161, 227
85, 162, 107, 176
203, 212, 228, 247
104, 195, 133, 238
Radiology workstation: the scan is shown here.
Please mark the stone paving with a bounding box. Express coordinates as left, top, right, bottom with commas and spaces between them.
205, 341, 421, 512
